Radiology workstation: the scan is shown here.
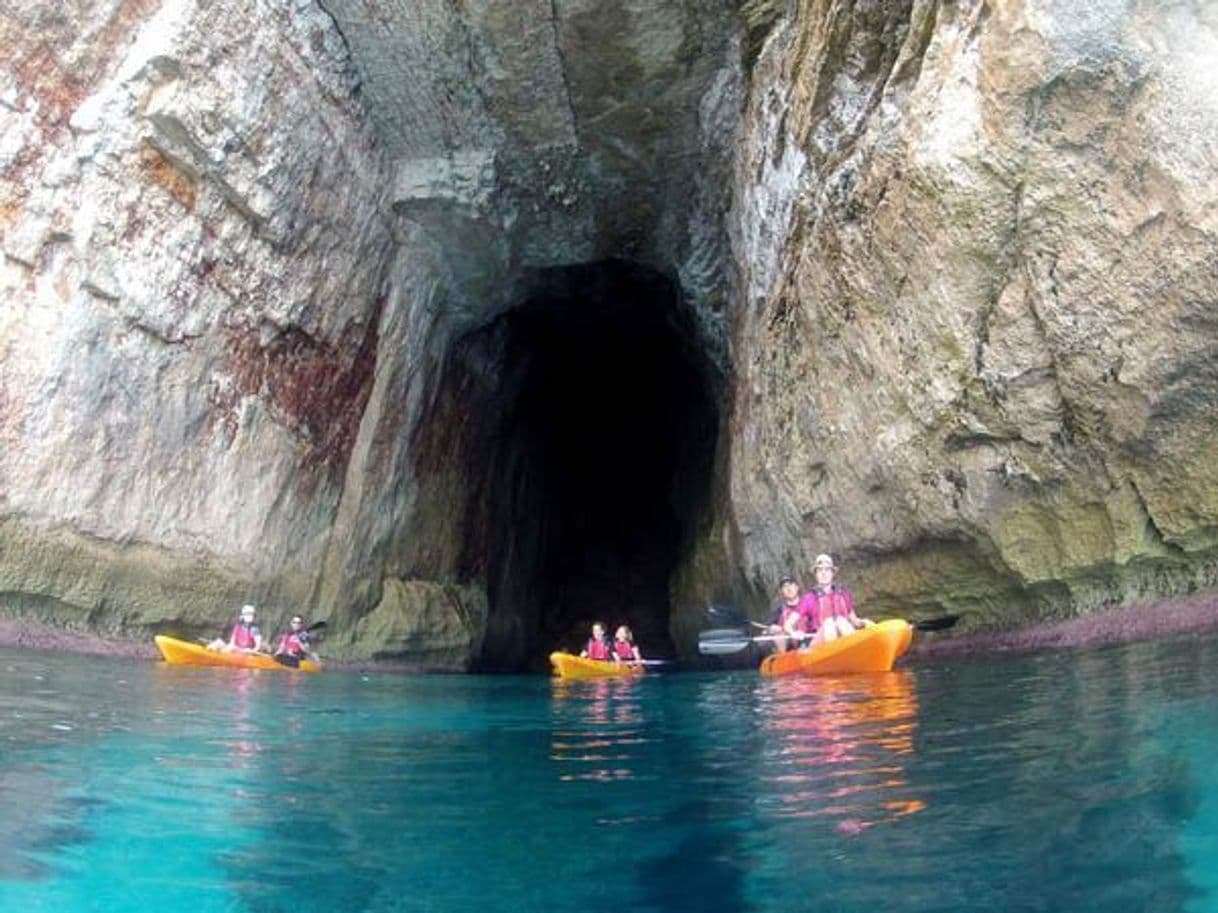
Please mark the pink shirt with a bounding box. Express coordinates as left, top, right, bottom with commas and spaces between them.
798, 587, 855, 630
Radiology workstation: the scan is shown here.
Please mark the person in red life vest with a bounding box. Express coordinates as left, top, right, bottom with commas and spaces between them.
273, 615, 318, 664
799, 554, 873, 645
766, 575, 811, 652
613, 625, 643, 664
207, 603, 263, 653
580, 621, 616, 661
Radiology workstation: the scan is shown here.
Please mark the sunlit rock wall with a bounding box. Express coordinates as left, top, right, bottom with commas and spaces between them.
0, 0, 393, 635
5, 0, 1217, 662
711, 0, 1218, 627
0, 0, 746, 662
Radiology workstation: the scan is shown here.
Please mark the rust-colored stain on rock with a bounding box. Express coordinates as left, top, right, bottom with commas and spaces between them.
139, 142, 197, 211
218, 301, 383, 481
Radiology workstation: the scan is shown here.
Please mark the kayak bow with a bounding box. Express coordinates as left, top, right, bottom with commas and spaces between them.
759, 619, 913, 677
549, 651, 645, 680
154, 635, 323, 673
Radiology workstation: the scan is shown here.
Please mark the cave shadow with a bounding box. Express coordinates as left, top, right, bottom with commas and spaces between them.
435, 260, 721, 671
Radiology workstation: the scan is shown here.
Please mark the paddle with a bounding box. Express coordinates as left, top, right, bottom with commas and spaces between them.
698, 612, 962, 656
705, 604, 961, 634
698, 628, 810, 656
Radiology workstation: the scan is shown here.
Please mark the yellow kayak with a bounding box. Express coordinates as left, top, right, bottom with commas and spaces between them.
154, 635, 323, 673
549, 651, 644, 680
759, 619, 913, 677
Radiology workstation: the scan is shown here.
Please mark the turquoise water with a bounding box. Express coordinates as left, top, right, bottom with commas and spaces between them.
2, 634, 1217, 912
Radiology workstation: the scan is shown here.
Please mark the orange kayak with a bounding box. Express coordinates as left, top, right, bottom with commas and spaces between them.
549, 651, 644, 680
759, 619, 913, 677
154, 635, 323, 673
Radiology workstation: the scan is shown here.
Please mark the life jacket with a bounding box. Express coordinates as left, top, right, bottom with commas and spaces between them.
231, 621, 259, 649
778, 603, 806, 632
614, 640, 636, 661
277, 631, 308, 657
805, 586, 853, 628
586, 637, 613, 661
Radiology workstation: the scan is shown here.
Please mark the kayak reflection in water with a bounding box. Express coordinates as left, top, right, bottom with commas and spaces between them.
800, 554, 873, 647
759, 671, 927, 831
612, 625, 643, 665
273, 615, 320, 665
207, 603, 263, 653
580, 621, 616, 661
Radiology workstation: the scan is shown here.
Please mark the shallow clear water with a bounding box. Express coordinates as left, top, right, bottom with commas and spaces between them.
2, 634, 1217, 913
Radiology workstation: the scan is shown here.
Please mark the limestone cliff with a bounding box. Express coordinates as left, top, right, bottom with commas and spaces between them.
715, 0, 1218, 630
1, 0, 392, 639
2, 0, 1216, 667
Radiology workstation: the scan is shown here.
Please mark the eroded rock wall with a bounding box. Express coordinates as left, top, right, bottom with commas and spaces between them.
6, 0, 1217, 664
0, 0, 393, 636
709, 0, 1218, 627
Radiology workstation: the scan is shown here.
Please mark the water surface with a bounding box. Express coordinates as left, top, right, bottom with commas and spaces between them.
2, 634, 1217, 912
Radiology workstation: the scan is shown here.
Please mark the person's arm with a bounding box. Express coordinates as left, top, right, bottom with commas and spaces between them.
843, 589, 871, 626
796, 594, 819, 637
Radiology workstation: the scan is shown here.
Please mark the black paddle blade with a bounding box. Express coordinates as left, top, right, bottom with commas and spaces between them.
913, 614, 960, 632
306, 620, 327, 633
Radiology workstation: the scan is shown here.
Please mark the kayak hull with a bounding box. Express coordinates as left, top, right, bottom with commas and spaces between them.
550, 651, 644, 680
759, 619, 913, 677
155, 635, 323, 673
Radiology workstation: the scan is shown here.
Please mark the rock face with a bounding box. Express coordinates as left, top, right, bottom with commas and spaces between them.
2, 0, 1217, 666
719, 0, 1218, 628
1, 0, 392, 637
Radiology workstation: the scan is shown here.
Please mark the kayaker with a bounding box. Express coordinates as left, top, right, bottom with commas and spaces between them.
612, 625, 643, 664
766, 575, 809, 652
273, 615, 319, 664
208, 603, 263, 653
800, 554, 873, 644
579, 622, 616, 661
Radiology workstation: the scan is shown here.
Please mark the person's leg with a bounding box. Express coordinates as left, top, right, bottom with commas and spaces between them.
832, 617, 857, 637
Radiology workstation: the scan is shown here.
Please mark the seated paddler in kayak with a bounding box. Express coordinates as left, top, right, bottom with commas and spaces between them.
207, 603, 263, 653
273, 614, 319, 665
612, 625, 643, 665
766, 575, 811, 652
580, 622, 616, 662
800, 554, 874, 646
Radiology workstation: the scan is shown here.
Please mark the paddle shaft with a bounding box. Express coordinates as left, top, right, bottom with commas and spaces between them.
706, 604, 959, 634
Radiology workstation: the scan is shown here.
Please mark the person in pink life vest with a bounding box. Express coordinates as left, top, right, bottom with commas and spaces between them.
766, 574, 811, 653
207, 603, 264, 653
580, 622, 616, 661
799, 554, 873, 645
613, 625, 643, 664
273, 614, 319, 663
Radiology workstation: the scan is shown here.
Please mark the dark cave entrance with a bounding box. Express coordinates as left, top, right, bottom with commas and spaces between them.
445, 261, 721, 671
